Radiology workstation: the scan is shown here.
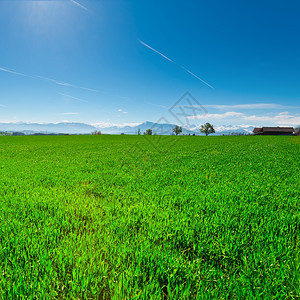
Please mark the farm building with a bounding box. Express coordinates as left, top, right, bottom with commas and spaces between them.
253, 128, 262, 134
253, 127, 294, 136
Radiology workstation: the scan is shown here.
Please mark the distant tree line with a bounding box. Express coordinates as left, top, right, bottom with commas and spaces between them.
141, 123, 216, 136
0, 131, 11, 136
91, 130, 102, 135
144, 129, 152, 135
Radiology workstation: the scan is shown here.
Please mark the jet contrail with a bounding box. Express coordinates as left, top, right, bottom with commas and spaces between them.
0, 66, 98, 92
36, 75, 73, 87
0, 67, 35, 79
179, 65, 214, 89
77, 86, 99, 92
69, 0, 89, 11
59, 93, 88, 103
138, 40, 214, 89
139, 40, 174, 63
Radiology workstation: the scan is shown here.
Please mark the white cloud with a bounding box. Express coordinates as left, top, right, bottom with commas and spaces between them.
213, 125, 255, 133
188, 111, 244, 120
204, 103, 296, 110
57, 112, 79, 115
118, 109, 128, 114
187, 111, 300, 126
243, 113, 300, 125
92, 122, 141, 128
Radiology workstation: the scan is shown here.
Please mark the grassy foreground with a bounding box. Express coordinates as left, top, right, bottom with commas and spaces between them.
0, 135, 299, 299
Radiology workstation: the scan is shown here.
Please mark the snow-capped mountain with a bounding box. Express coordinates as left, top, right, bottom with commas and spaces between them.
0, 121, 255, 135
94, 122, 255, 135
0, 122, 98, 134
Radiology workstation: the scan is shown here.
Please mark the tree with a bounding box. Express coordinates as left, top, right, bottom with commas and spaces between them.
138, 128, 141, 135
200, 123, 215, 136
144, 129, 152, 135
173, 125, 182, 136
91, 130, 101, 135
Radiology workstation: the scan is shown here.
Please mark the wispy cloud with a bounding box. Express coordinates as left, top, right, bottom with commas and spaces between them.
69, 0, 89, 12
204, 103, 300, 110
0, 65, 98, 92
138, 40, 214, 89
59, 93, 88, 103
188, 111, 244, 120
118, 109, 128, 114
57, 112, 79, 115
92, 122, 141, 128
188, 111, 300, 126
243, 112, 300, 125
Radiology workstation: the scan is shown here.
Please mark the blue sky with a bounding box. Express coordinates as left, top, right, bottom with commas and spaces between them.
0, 0, 299, 127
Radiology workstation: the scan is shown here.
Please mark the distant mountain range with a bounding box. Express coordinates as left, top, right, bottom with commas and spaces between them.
0, 122, 97, 134
0, 121, 255, 135
92, 122, 255, 135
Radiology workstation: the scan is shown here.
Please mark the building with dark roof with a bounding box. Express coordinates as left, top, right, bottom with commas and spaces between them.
253, 127, 294, 135
253, 128, 262, 134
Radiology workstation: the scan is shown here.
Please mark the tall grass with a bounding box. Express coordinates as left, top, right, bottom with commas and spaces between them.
0, 135, 299, 299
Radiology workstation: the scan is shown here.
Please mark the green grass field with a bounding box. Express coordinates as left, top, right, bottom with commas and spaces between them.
0, 135, 299, 299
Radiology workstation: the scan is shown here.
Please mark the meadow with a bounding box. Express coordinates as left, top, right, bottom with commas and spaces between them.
0, 135, 299, 299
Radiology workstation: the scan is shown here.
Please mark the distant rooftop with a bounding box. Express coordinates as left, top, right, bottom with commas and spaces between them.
262, 127, 294, 132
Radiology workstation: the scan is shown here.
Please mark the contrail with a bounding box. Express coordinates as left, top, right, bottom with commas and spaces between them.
36, 75, 73, 87
37, 76, 99, 92
0, 66, 98, 92
179, 65, 214, 89
139, 40, 174, 63
69, 0, 89, 11
138, 40, 214, 89
77, 86, 99, 92
59, 93, 88, 103
0, 66, 35, 79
